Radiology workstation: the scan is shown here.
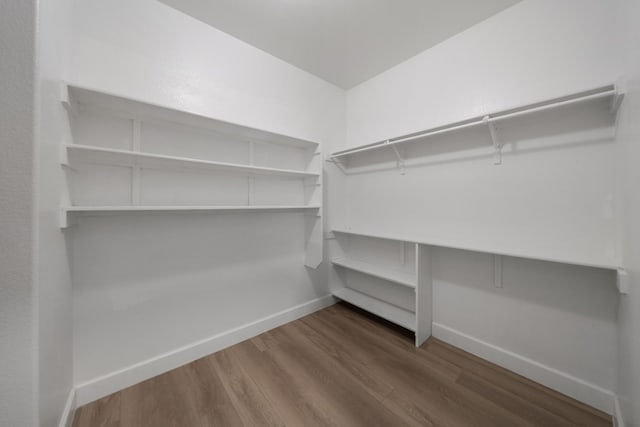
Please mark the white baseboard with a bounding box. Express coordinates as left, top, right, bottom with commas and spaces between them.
613, 396, 626, 427
58, 388, 76, 427
75, 295, 336, 406
432, 322, 615, 414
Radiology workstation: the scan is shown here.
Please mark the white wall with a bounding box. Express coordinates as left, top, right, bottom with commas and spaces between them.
35, 0, 75, 425
0, 1, 39, 426
68, 0, 345, 402
339, 0, 622, 412
616, 0, 640, 424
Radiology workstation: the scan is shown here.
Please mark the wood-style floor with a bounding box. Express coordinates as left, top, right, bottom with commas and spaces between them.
73, 303, 612, 427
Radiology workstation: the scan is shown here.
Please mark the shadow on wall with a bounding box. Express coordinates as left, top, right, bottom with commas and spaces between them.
432, 246, 618, 322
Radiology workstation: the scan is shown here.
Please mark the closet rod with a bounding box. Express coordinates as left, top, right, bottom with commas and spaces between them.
329, 85, 618, 159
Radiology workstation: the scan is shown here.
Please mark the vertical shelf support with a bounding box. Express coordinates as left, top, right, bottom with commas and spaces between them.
304, 145, 323, 269
248, 141, 255, 206
415, 244, 433, 347
131, 119, 142, 205
483, 116, 502, 165
494, 255, 503, 288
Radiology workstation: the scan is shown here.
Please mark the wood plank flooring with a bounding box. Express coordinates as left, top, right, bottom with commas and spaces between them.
72, 303, 612, 427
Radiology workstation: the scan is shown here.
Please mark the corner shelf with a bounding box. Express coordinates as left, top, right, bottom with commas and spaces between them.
64, 144, 320, 178
332, 227, 620, 271
331, 258, 416, 289
332, 288, 416, 331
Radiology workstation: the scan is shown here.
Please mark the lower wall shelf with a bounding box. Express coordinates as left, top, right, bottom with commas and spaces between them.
332, 288, 416, 332
332, 258, 416, 289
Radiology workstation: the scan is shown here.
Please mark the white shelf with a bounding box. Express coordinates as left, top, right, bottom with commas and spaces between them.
65, 205, 319, 213
332, 227, 621, 271
329, 84, 622, 160
65, 144, 319, 178
64, 85, 319, 149
332, 288, 416, 331
332, 258, 416, 289
61, 205, 320, 228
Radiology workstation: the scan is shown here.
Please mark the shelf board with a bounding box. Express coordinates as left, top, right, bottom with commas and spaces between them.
332, 258, 415, 289
332, 227, 621, 271
65, 84, 320, 149
65, 144, 319, 178
332, 288, 416, 331
61, 205, 320, 228
329, 84, 620, 160
65, 205, 320, 213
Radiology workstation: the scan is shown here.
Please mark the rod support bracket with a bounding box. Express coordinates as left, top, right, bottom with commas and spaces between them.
386, 140, 406, 175
483, 116, 502, 165
326, 156, 347, 173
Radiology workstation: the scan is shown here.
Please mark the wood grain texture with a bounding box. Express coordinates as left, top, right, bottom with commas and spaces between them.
73, 303, 612, 427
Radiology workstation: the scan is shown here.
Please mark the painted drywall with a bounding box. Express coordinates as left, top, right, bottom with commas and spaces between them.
339, 0, 622, 411
0, 1, 38, 426
35, 0, 75, 425
68, 0, 344, 394
616, 0, 640, 424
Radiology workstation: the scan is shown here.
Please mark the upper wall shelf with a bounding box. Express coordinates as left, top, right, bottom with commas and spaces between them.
64, 144, 319, 178
60, 82, 324, 268
329, 84, 624, 167
63, 84, 320, 149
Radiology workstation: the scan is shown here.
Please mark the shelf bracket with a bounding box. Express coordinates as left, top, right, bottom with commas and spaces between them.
611, 80, 626, 116
387, 140, 406, 175
617, 268, 630, 295
60, 82, 78, 116
494, 255, 503, 288
326, 156, 347, 174
610, 91, 625, 116
483, 116, 502, 165
59, 208, 77, 229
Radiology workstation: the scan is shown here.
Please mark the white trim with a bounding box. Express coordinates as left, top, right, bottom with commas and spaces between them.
57, 388, 76, 427
75, 295, 335, 406
613, 396, 626, 427
432, 322, 615, 414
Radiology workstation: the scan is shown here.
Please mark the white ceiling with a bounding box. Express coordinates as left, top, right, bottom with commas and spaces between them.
158, 0, 521, 89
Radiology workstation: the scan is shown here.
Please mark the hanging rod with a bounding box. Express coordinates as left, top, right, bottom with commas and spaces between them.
329, 84, 621, 160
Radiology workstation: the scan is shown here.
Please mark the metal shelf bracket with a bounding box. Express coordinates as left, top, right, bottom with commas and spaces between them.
326, 156, 347, 173
387, 140, 406, 175
484, 116, 502, 165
